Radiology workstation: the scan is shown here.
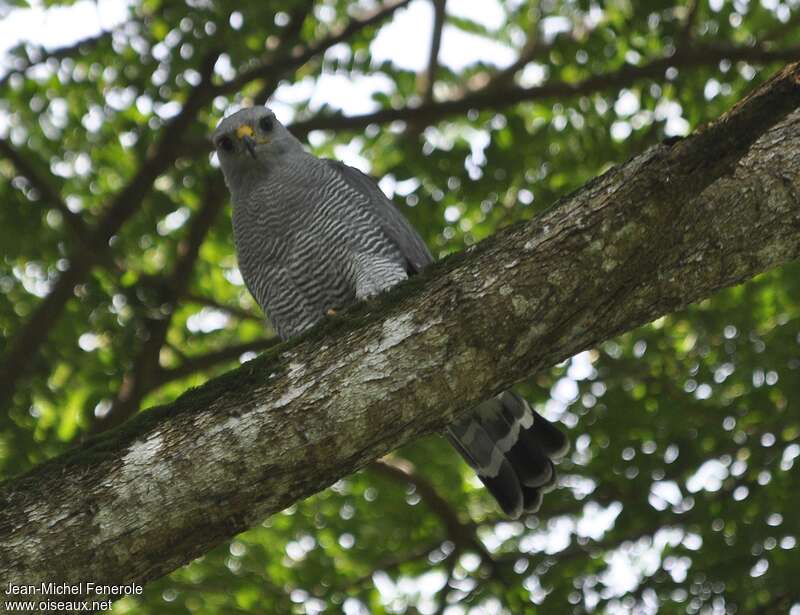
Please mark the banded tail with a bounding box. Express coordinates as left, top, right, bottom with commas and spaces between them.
447, 391, 569, 518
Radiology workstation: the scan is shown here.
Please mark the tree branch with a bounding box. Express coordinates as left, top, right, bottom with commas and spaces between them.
679, 0, 701, 43
432, 549, 459, 615
0, 31, 114, 90
151, 337, 280, 388
1, 62, 799, 607
761, 10, 800, 44
289, 43, 800, 138
335, 540, 443, 594
479, 33, 549, 92
252, 0, 317, 106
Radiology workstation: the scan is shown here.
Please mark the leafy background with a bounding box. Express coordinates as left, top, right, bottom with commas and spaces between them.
1, 0, 799, 613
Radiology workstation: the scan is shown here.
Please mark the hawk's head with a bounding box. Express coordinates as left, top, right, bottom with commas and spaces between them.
212, 107, 303, 183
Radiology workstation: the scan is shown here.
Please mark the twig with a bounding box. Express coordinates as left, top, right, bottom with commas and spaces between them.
480, 25, 551, 92
761, 10, 800, 44
679, 0, 701, 43
432, 546, 459, 615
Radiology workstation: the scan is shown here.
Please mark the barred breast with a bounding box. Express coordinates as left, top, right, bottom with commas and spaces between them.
231, 155, 405, 340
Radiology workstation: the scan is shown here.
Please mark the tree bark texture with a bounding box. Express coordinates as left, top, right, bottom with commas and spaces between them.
1, 63, 799, 609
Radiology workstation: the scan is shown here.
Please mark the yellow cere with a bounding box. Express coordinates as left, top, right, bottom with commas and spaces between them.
236, 124, 254, 139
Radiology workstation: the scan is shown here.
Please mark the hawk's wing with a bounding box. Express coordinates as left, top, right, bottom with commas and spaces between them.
326, 161, 569, 519
325, 159, 434, 274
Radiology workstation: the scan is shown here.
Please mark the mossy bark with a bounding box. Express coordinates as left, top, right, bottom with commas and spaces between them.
1, 64, 799, 612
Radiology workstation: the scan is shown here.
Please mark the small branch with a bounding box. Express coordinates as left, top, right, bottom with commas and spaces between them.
753, 592, 794, 615
152, 337, 280, 388
253, 1, 317, 105
184, 293, 265, 323
432, 551, 458, 615
485, 39, 549, 91
421, 0, 447, 104
761, 11, 800, 44
679, 0, 701, 43
337, 541, 442, 593
0, 30, 113, 90
476, 20, 555, 94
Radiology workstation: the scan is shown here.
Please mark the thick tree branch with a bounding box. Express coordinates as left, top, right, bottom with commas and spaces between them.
1, 63, 799, 608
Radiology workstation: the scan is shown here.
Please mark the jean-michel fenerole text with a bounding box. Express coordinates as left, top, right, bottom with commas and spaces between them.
4, 581, 143, 597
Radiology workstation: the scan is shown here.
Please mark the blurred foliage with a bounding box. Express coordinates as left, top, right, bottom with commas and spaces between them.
1, 0, 800, 613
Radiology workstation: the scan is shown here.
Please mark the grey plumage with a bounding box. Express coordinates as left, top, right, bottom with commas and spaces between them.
213, 106, 568, 517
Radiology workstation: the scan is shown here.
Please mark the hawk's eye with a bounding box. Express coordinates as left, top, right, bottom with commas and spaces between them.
218, 136, 234, 152
259, 116, 274, 132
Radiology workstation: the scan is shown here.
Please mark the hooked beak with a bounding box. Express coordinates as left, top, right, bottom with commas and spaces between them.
243, 135, 257, 159
236, 124, 258, 159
